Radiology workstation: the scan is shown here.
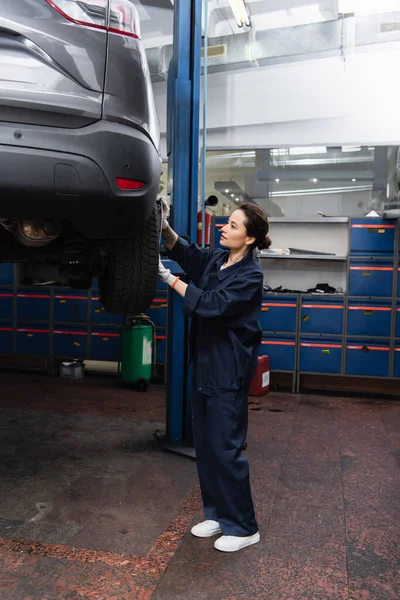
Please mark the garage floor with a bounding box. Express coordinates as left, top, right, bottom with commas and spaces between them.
0, 372, 398, 600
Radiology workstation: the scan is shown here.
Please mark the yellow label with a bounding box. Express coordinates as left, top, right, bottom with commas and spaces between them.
60, 300, 66, 304
27, 334, 33, 337
102, 337, 108, 341
302, 315, 310, 322
262, 307, 269, 312
362, 272, 370, 277
74, 341, 81, 347
95, 308, 101, 313
322, 349, 330, 354
378, 229, 385, 233
364, 311, 373, 316
367, 228, 375, 233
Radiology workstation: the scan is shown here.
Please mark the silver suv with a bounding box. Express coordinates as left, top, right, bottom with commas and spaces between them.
0, 0, 162, 314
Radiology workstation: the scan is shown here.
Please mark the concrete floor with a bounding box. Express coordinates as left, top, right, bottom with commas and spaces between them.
0, 372, 399, 600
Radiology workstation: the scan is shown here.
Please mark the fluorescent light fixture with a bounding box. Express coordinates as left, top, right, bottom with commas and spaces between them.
342, 146, 361, 152
311, 178, 319, 183
352, 178, 357, 182
229, 0, 250, 28
338, 0, 399, 16
225, 189, 229, 193
289, 146, 327, 156
271, 184, 372, 197
275, 178, 280, 183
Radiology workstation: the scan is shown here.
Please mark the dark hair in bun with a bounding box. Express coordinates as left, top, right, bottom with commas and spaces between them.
239, 202, 271, 252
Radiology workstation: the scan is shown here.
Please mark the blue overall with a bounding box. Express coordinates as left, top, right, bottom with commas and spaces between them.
169, 238, 263, 536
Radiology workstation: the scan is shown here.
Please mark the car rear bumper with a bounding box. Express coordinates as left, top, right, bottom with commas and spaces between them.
0, 120, 162, 239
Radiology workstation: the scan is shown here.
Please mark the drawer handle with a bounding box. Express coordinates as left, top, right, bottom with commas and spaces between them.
302, 315, 310, 322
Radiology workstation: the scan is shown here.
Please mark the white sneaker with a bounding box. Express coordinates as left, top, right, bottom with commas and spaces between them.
214, 531, 260, 552
191, 520, 222, 538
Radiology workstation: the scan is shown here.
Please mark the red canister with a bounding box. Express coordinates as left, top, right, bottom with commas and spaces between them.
249, 355, 270, 396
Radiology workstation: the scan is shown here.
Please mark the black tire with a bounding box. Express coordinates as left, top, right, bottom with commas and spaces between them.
98, 203, 161, 315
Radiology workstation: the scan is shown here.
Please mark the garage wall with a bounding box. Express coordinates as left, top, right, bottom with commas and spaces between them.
153, 45, 400, 156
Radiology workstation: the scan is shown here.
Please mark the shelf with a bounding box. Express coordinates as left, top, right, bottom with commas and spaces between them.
258, 254, 348, 261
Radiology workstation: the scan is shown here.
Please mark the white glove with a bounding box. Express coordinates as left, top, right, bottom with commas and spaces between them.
158, 258, 177, 286
158, 196, 169, 229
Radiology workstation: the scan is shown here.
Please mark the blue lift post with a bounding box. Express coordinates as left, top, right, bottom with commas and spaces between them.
155, 0, 203, 458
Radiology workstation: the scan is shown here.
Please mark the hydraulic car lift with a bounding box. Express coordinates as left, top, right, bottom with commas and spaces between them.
155, 0, 203, 458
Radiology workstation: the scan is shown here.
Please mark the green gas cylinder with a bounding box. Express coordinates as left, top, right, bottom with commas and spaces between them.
120, 318, 153, 391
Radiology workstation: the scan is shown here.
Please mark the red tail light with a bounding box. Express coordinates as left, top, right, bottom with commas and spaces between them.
116, 177, 146, 190
46, 0, 140, 39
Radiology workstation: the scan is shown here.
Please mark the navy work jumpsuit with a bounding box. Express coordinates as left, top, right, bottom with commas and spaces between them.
169, 238, 263, 537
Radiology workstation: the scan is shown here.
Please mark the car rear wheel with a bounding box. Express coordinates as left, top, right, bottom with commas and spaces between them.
98, 202, 161, 315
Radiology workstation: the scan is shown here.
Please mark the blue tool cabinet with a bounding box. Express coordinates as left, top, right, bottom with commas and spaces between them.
146, 295, 168, 328
0, 288, 14, 320
90, 326, 120, 361
398, 267, 400, 298
260, 334, 296, 372
54, 292, 89, 323
396, 302, 400, 338
394, 345, 400, 378
347, 299, 392, 337
349, 259, 394, 297
17, 289, 50, 322
0, 322, 13, 354
345, 339, 390, 377
17, 324, 50, 356
53, 326, 88, 359
300, 337, 342, 374
260, 296, 297, 333
300, 297, 344, 335
350, 220, 395, 256
155, 329, 167, 364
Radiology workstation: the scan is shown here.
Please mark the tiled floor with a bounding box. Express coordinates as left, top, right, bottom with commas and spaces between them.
0, 372, 399, 599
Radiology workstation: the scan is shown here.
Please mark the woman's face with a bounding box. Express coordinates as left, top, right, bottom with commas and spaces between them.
219, 209, 255, 251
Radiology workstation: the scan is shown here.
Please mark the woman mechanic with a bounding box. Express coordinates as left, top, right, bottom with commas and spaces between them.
158, 201, 271, 553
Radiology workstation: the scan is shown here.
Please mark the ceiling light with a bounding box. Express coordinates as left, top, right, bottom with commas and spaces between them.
289, 146, 327, 156
275, 178, 280, 183
338, 0, 399, 16
342, 146, 361, 152
228, 0, 250, 28
230, 193, 235, 197
311, 178, 318, 183
225, 189, 229, 193
352, 178, 357, 182
235, 197, 239, 201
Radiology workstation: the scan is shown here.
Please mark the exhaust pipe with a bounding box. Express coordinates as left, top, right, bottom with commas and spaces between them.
0, 219, 61, 247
